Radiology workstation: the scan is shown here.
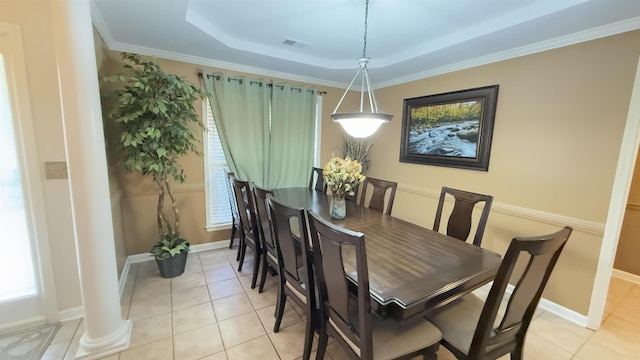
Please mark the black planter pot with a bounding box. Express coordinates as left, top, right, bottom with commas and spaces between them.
155, 250, 188, 278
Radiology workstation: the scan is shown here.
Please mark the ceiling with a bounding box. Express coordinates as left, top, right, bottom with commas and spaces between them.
91, 0, 640, 89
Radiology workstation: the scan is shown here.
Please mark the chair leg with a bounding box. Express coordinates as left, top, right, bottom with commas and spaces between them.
511, 343, 524, 360
422, 343, 439, 360
316, 321, 329, 360
237, 235, 247, 271
250, 250, 261, 289
258, 255, 269, 293
273, 288, 287, 332
235, 232, 243, 261
229, 222, 236, 249
274, 275, 284, 317
302, 313, 314, 360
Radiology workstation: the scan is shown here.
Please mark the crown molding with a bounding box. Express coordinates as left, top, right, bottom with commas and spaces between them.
376, 16, 640, 89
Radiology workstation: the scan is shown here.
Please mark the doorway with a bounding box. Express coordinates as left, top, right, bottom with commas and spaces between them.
0, 21, 56, 333
588, 56, 640, 329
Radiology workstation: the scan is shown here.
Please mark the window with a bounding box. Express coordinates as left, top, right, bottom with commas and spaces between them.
203, 100, 231, 230
203, 96, 322, 231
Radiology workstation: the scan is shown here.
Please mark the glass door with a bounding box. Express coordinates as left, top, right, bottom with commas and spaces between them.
0, 28, 49, 330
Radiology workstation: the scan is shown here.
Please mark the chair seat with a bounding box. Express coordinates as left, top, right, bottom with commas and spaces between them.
333, 297, 442, 360
370, 317, 441, 360
426, 294, 486, 356
426, 226, 572, 360
309, 210, 441, 360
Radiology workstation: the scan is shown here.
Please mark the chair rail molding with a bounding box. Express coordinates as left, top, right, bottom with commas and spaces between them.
626, 202, 640, 211
398, 183, 604, 236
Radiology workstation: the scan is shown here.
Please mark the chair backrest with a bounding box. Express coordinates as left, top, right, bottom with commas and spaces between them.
231, 177, 259, 239
308, 210, 373, 359
433, 186, 494, 247
225, 171, 241, 225
345, 183, 359, 204
468, 226, 572, 359
252, 185, 275, 254
267, 196, 315, 304
359, 177, 397, 215
309, 167, 328, 193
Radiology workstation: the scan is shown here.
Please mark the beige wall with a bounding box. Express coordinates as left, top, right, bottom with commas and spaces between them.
102, 51, 347, 255
103, 30, 640, 316
93, 30, 129, 277
5, 0, 639, 319
368, 30, 640, 315
0, 0, 81, 312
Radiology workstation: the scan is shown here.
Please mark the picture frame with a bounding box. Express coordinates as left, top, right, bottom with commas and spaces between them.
399, 85, 499, 171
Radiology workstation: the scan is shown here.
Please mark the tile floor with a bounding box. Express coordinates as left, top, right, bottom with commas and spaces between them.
42, 246, 640, 360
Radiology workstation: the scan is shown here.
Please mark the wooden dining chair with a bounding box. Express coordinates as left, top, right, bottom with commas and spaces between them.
426, 226, 573, 360
359, 177, 398, 215
345, 183, 360, 204
267, 196, 318, 360
309, 166, 328, 193
231, 177, 263, 289
433, 186, 494, 247
225, 171, 243, 260
308, 210, 442, 360
251, 184, 276, 293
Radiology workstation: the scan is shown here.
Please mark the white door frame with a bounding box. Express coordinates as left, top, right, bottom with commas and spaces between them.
0, 21, 58, 332
588, 56, 640, 329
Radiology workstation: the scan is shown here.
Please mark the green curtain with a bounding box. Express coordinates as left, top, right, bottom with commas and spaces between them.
268, 84, 317, 188
204, 73, 317, 188
203, 73, 270, 186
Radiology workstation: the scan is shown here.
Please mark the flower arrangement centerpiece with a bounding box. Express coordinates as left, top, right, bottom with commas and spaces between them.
323, 155, 366, 219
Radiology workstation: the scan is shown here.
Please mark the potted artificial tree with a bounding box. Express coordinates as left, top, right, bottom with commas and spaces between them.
104, 52, 206, 278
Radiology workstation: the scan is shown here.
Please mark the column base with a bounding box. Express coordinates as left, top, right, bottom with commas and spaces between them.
74, 320, 132, 360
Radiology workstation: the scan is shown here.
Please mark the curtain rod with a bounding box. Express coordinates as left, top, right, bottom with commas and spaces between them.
197, 72, 327, 95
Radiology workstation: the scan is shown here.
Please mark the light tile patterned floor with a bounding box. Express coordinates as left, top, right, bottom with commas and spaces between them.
42, 246, 640, 359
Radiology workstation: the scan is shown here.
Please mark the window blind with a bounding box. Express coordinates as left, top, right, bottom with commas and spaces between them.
204, 100, 232, 228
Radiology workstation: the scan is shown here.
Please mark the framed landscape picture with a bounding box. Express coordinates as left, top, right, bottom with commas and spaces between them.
399, 85, 499, 171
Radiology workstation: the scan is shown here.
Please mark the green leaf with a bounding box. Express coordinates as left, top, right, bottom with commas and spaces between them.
102, 52, 206, 238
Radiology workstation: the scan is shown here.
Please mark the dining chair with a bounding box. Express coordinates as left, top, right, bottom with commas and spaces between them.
308, 210, 442, 360
345, 183, 360, 204
309, 166, 328, 193
359, 177, 398, 215
433, 186, 494, 247
267, 196, 318, 360
231, 177, 263, 289
251, 184, 276, 293
225, 171, 243, 260
426, 226, 573, 360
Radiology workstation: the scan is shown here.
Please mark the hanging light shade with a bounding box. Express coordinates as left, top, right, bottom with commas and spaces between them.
331, 0, 392, 138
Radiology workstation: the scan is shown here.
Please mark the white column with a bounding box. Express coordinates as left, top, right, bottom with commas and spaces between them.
50, 0, 132, 359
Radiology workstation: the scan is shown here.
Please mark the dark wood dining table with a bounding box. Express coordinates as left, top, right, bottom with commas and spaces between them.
271, 187, 502, 322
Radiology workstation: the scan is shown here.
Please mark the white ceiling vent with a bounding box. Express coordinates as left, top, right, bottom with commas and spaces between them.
282, 38, 311, 48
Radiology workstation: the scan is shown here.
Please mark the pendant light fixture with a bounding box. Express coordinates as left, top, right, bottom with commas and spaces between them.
331, 0, 392, 138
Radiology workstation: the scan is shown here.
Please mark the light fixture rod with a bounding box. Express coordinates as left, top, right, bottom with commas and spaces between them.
360, 58, 379, 113
330, 0, 393, 138
360, 66, 366, 112
332, 66, 363, 114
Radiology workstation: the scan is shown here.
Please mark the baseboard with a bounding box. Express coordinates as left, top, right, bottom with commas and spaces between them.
475, 283, 588, 327
45, 240, 234, 328
116, 239, 589, 328
537, 296, 588, 327
612, 268, 640, 285
505, 283, 588, 327
57, 306, 85, 322
0, 316, 49, 335
118, 239, 232, 297
1, 305, 85, 334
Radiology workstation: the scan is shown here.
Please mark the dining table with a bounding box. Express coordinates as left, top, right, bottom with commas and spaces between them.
271, 187, 503, 323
